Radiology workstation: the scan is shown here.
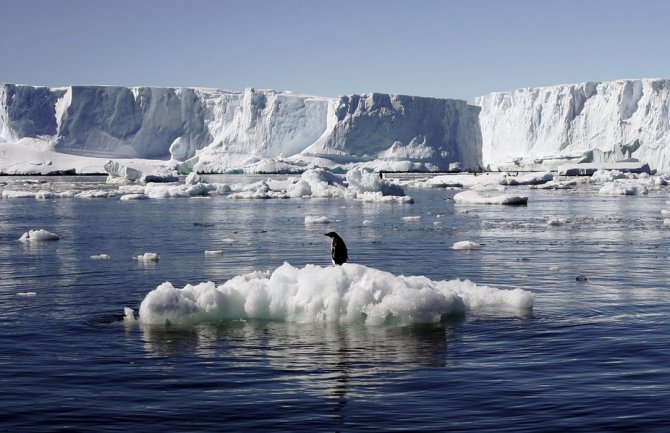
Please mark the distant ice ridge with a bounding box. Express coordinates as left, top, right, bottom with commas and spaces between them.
128, 262, 535, 326
0, 84, 482, 174
476, 78, 670, 172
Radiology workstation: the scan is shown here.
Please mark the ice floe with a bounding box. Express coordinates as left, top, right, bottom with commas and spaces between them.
304, 215, 330, 224
134, 253, 160, 262
453, 190, 528, 205
452, 241, 481, 250
18, 229, 60, 242
128, 262, 535, 326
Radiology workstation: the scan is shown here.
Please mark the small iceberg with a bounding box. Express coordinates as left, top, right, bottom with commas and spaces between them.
18, 229, 60, 242
452, 241, 481, 250
304, 215, 330, 225
204, 250, 224, 256
134, 252, 160, 262
130, 262, 535, 326
454, 190, 528, 205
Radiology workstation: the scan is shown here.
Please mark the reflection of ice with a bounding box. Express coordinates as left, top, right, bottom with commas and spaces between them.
130, 318, 457, 411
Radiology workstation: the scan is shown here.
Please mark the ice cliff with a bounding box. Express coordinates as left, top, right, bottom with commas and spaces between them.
476, 78, 670, 171
0, 84, 482, 173
4, 78, 669, 175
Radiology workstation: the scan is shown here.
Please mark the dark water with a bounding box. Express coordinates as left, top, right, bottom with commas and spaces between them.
1, 176, 669, 432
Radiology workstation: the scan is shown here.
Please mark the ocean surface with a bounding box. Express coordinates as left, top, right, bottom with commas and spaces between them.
1, 175, 669, 432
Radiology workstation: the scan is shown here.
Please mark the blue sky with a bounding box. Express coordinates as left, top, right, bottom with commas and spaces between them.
1, 0, 668, 101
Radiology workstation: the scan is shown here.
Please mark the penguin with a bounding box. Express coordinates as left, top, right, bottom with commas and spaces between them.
324, 232, 348, 265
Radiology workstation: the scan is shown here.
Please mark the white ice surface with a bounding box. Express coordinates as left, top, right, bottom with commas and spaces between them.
453, 190, 528, 205
18, 229, 59, 242
130, 262, 535, 326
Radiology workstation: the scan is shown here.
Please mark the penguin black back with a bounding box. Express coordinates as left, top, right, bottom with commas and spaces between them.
324, 232, 348, 265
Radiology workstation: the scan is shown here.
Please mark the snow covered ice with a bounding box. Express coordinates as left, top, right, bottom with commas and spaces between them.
129, 262, 535, 326
476, 78, 670, 172
0, 84, 482, 175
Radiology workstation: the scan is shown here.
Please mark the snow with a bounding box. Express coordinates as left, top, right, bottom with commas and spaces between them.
129, 262, 535, 326
18, 229, 59, 242
476, 79, 670, 172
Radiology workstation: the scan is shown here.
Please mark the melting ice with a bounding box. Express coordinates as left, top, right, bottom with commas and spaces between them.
127, 262, 535, 326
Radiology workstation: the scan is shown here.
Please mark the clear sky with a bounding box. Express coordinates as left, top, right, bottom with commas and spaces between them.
1, 0, 668, 102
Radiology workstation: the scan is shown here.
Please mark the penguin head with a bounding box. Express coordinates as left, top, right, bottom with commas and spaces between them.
324, 232, 338, 238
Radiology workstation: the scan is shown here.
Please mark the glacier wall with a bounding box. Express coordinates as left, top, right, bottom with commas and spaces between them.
0, 83, 482, 172
476, 78, 670, 171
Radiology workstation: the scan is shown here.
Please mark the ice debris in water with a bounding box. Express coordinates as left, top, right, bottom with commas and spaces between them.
134, 252, 160, 262
204, 250, 224, 256
454, 190, 528, 205
547, 217, 569, 226
304, 215, 330, 224
124, 307, 137, 322
598, 182, 647, 196
91, 254, 110, 260
499, 172, 553, 186
18, 229, 59, 242
131, 262, 535, 326
17, 291, 37, 297
402, 215, 421, 222
452, 241, 481, 250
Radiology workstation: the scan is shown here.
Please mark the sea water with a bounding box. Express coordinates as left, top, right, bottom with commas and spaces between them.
1, 175, 669, 431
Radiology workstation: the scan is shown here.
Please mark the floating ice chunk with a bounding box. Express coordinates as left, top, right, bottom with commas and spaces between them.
16, 291, 37, 297
123, 307, 136, 322
452, 241, 481, 250
547, 217, 569, 226
362, 219, 373, 225
454, 190, 528, 205
105, 160, 178, 184
2, 190, 37, 199
499, 172, 553, 186
134, 262, 535, 326
19, 229, 60, 242
120, 194, 148, 201
91, 254, 110, 260
660, 210, 670, 217
664, 219, 670, 227
402, 216, 421, 222
590, 169, 628, 183
358, 191, 414, 203
530, 179, 577, 190
598, 182, 647, 195
204, 250, 224, 256
221, 238, 236, 244
288, 179, 312, 197
346, 169, 405, 196
75, 190, 116, 199
134, 252, 160, 262
305, 215, 330, 224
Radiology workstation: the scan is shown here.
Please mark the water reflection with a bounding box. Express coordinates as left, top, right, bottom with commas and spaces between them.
134, 319, 457, 409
